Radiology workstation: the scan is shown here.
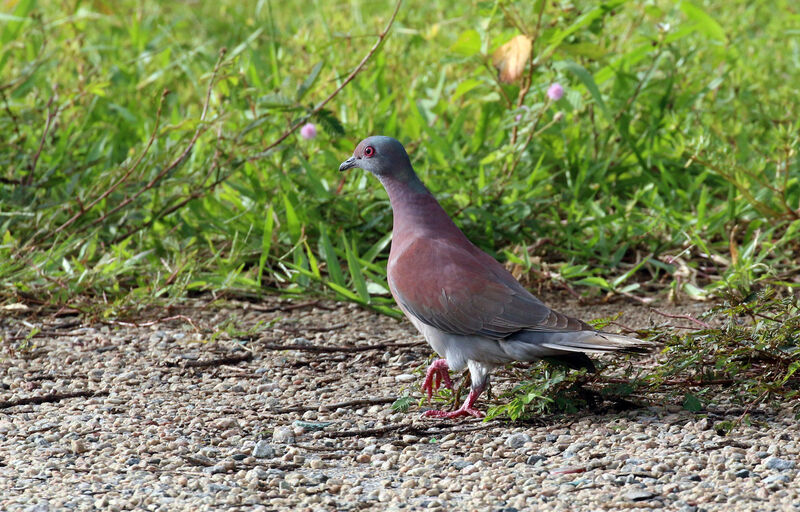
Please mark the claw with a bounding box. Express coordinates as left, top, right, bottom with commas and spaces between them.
421, 359, 453, 400
422, 406, 484, 419
421, 386, 486, 420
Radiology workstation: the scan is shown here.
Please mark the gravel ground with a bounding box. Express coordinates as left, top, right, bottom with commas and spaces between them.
1, 296, 798, 511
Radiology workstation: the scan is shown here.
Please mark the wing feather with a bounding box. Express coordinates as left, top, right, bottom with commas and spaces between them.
388, 237, 566, 338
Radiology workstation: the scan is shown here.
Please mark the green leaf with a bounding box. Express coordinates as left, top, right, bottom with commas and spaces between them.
683, 282, 709, 300
576, 276, 612, 290
296, 151, 330, 198
714, 420, 735, 436
680, 1, 726, 42
782, 360, 800, 385
601, 382, 635, 397
560, 61, 609, 117
342, 234, 369, 302
227, 27, 264, 61
319, 226, 345, 287
0, 13, 30, 22
315, 108, 345, 136
543, 5, 606, 54
612, 257, 650, 289
558, 42, 606, 59
325, 280, 362, 302
297, 61, 323, 102
282, 194, 301, 242
366, 281, 389, 296
304, 240, 321, 279
362, 231, 392, 263
682, 393, 703, 412
238, 117, 270, 140
452, 78, 483, 102
391, 396, 414, 412
257, 205, 275, 287
451, 30, 481, 57
258, 93, 295, 108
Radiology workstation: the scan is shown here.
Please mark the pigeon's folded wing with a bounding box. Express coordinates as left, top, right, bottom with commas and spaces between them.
388, 237, 590, 338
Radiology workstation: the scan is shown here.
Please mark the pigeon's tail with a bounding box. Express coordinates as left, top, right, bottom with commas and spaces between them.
537, 330, 654, 355
502, 330, 655, 372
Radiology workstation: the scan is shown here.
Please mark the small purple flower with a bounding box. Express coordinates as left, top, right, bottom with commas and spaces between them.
300, 123, 317, 139
547, 83, 564, 101
515, 114, 522, 121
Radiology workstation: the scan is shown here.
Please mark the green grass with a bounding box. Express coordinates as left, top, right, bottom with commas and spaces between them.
1, 0, 799, 314
484, 289, 800, 422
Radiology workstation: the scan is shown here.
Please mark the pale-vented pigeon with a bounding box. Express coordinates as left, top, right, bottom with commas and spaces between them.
339, 136, 652, 419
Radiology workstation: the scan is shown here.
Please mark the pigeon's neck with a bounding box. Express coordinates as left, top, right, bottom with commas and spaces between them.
377, 167, 429, 197
378, 171, 466, 242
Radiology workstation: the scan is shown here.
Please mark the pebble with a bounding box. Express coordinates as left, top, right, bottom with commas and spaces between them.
763, 474, 790, 485
70, 440, 87, 454
627, 490, 658, 502
293, 420, 333, 431
212, 417, 239, 429
526, 455, 546, 465
764, 457, 795, 470
2, 298, 798, 512
272, 426, 295, 444
208, 483, 231, 493
205, 464, 229, 475
506, 432, 531, 449
247, 468, 269, 480
252, 440, 274, 458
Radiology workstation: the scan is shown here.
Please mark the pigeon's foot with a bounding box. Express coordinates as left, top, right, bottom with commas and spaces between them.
421, 359, 453, 400
421, 386, 485, 420
422, 405, 484, 419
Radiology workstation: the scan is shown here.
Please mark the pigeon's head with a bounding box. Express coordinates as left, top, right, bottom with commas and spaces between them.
339, 136, 413, 179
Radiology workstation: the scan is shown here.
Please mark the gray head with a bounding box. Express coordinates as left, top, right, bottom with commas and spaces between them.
338, 136, 414, 179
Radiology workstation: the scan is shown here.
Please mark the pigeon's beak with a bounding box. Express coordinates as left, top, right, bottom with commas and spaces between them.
339, 156, 357, 172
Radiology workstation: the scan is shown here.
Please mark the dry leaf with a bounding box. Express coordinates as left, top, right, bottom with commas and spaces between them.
728, 225, 739, 266
492, 35, 532, 83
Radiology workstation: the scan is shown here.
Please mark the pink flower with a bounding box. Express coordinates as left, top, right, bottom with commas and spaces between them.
300, 123, 317, 139
547, 83, 564, 101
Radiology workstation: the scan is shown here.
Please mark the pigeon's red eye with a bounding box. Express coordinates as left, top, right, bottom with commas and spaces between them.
364, 146, 375, 157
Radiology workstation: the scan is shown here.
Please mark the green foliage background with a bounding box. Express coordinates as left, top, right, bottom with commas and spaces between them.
1, 0, 799, 313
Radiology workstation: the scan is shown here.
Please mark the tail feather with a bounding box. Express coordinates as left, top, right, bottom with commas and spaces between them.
507, 329, 655, 360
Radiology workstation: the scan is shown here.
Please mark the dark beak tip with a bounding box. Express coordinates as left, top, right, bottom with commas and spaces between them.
339, 156, 357, 172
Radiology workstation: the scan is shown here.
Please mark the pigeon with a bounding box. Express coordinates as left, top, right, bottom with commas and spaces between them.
339, 135, 652, 419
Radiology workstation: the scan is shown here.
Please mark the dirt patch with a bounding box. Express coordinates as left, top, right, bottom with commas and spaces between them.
1, 295, 797, 511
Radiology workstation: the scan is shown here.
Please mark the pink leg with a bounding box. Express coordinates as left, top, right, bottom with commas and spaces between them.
421, 359, 454, 400
422, 386, 485, 419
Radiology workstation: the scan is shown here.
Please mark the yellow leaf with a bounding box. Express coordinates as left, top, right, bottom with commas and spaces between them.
492, 35, 532, 83
729, 225, 739, 266
92, 0, 114, 14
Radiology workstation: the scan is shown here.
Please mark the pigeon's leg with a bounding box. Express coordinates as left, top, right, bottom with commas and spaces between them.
421, 359, 454, 400
422, 384, 485, 419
